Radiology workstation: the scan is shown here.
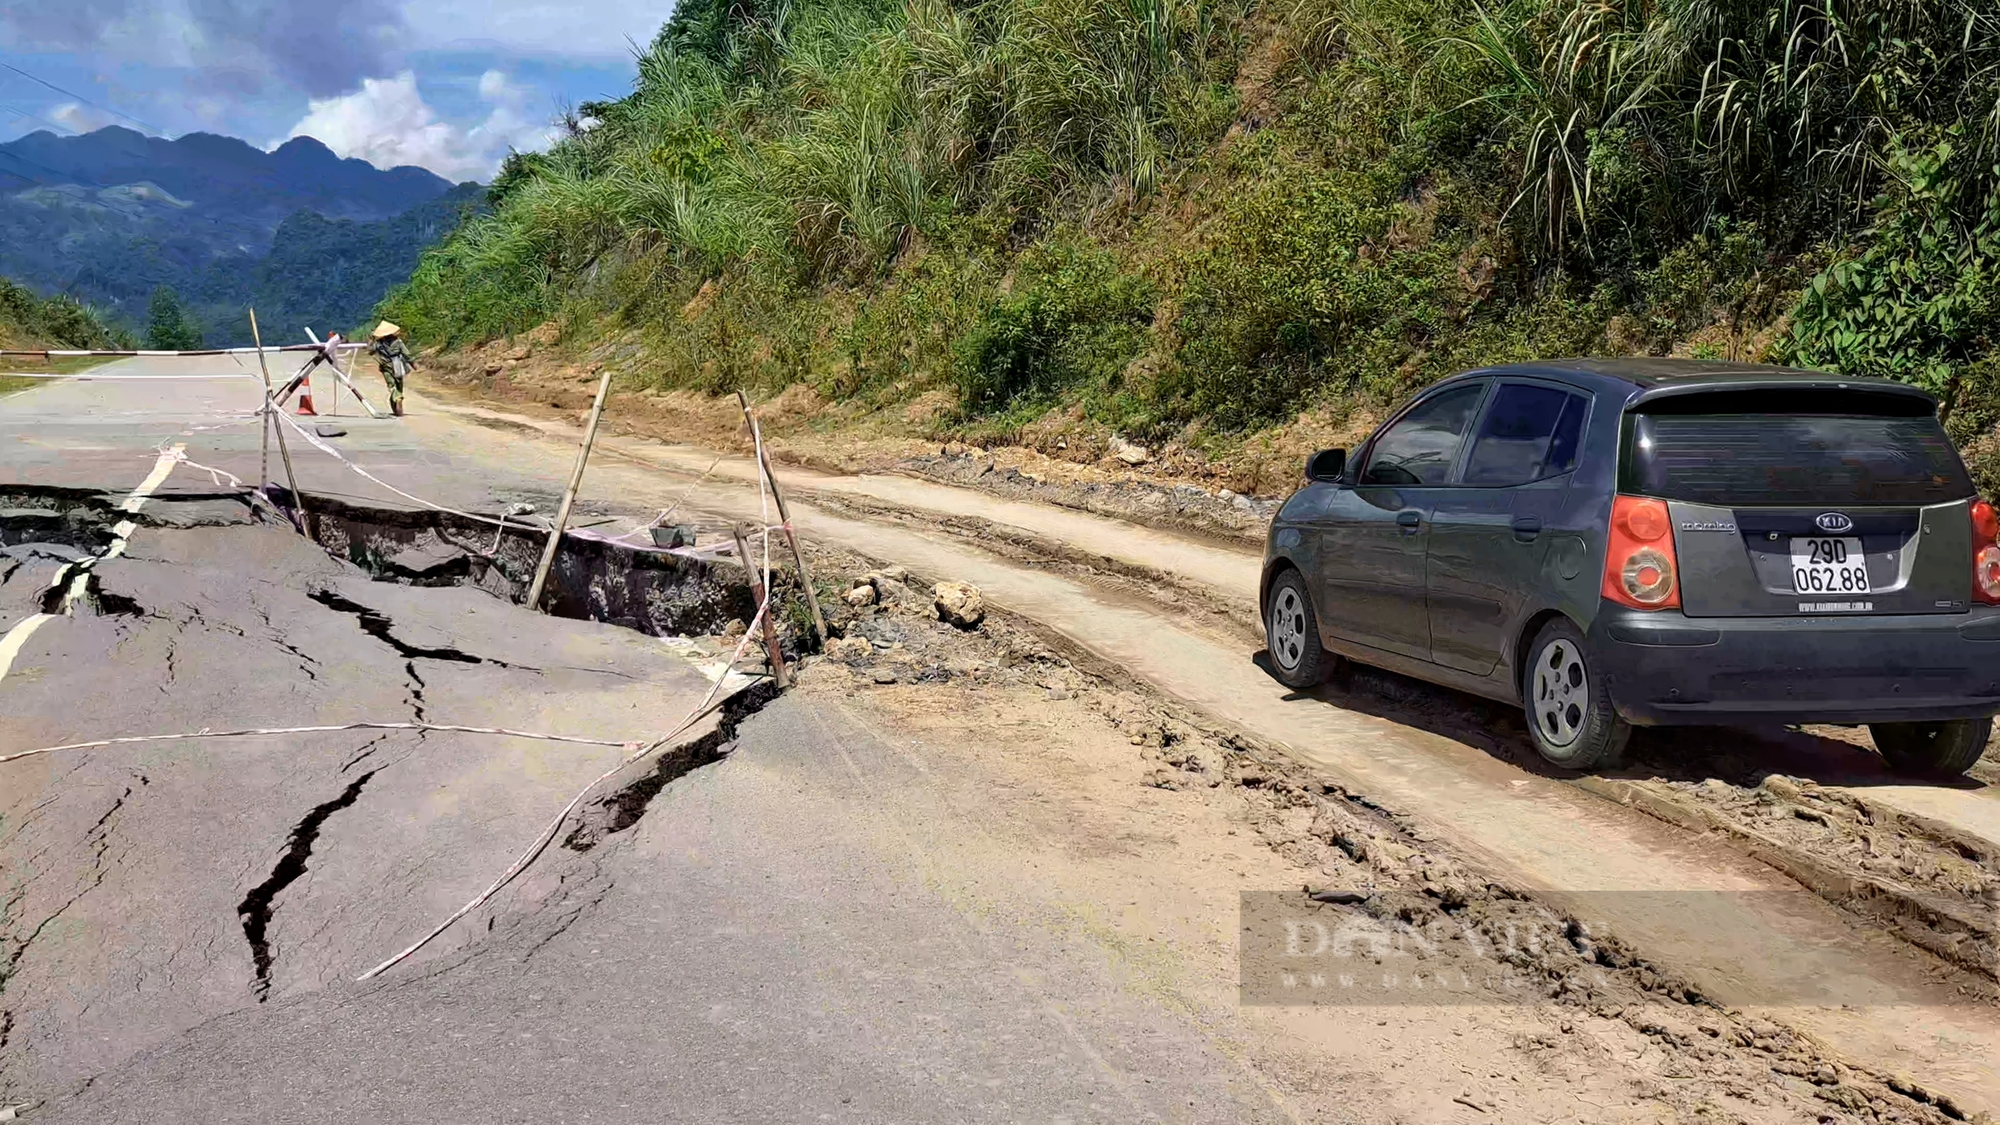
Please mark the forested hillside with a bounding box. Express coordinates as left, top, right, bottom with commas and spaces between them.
195, 183, 488, 344
380, 0, 2000, 485
0, 129, 469, 346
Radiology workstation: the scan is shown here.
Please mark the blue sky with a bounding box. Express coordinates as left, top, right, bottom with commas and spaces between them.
0, 1, 668, 180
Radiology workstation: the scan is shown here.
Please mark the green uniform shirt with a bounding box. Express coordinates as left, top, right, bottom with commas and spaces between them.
371, 336, 414, 377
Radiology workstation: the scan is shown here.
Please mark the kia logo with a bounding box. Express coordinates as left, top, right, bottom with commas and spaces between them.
1815, 512, 1855, 533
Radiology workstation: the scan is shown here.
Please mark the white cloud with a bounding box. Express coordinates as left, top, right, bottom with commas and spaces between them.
280, 69, 555, 180
49, 102, 116, 133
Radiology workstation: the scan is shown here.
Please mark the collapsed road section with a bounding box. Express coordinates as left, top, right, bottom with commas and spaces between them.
0, 487, 788, 1104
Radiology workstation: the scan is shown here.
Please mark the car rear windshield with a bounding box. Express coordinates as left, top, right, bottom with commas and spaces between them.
1622, 410, 1972, 506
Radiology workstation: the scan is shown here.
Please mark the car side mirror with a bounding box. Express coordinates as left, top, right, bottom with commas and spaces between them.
1305, 447, 1347, 483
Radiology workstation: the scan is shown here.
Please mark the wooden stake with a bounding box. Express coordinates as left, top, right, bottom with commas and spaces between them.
732, 521, 790, 688
526, 366, 614, 611
249, 309, 271, 491
734, 390, 827, 646
251, 309, 306, 532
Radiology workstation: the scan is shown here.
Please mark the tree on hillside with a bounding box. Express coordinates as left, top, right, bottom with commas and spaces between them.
145, 286, 202, 351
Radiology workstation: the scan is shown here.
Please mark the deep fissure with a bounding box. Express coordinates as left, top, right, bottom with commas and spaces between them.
305, 588, 488, 664
236, 770, 379, 1002
562, 679, 782, 853
4, 489, 793, 1012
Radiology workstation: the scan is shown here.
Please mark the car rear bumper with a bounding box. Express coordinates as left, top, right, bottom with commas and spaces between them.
1590, 604, 2000, 726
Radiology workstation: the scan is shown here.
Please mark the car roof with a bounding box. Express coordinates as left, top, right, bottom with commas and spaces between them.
1446, 358, 1936, 406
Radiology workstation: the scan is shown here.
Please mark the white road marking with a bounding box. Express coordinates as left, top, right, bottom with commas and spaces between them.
0, 445, 182, 684
0, 614, 53, 681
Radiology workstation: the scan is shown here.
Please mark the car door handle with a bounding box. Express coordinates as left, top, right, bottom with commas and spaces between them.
1511, 516, 1543, 543
1396, 510, 1422, 533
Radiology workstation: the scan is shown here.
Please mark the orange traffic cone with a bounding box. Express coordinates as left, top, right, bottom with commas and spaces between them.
296, 382, 317, 416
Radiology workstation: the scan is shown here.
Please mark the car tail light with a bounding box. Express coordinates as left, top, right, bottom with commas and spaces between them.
1603, 495, 1680, 610
1972, 500, 2000, 605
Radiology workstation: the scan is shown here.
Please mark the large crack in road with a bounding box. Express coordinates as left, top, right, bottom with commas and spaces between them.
235, 770, 380, 1002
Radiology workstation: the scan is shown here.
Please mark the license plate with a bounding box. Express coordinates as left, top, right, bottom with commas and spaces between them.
1790, 537, 1869, 595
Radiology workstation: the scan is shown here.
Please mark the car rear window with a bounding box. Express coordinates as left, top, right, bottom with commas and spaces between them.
1623, 412, 1972, 506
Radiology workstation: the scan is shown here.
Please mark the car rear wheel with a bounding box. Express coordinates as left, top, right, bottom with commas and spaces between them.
1869, 718, 1993, 779
1523, 618, 1629, 771
1265, 569, 1335, 689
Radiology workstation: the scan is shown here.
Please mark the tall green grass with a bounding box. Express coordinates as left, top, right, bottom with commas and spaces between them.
382, 0, 2000, 447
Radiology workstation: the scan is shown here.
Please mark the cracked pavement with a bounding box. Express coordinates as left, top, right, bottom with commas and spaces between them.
1, 502, 1290, 1122
1, 503, 732, 1104
21, 695, 1294, 1124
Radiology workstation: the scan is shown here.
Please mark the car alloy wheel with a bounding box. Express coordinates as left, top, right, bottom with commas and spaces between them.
1520, 618, 1629, 770
1263, 569, 1334, 689
1270, 584, 1309, 673
1531, 637, 1589, 748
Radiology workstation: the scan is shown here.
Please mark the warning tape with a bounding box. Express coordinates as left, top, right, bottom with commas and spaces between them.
272, 408, 781, 558
273, 408, 542, 534
356, 418, 788, 981
0, 372, 265, 380
0, 344, 364, 358
0, 721, 638, 765
354, 598, 772, 982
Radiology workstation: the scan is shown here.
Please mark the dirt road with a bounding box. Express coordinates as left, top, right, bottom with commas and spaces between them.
405, 381, 2000, 1112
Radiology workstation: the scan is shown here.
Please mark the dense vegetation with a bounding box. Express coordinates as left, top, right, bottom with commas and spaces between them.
0, 276, 126, 351
0, 275, 128, 395
380, 0, 2000, 476
210, 183, 487, 344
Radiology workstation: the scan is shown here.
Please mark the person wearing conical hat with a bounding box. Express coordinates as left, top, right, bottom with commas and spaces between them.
368, 321, 413, 417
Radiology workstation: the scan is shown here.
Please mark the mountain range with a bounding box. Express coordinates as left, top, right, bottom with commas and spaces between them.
0, 127, 479, 346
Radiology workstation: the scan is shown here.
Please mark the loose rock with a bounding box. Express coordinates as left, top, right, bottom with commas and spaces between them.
825, 636, 874, 664
1760, 775, 1803, 803
843, 584, 878, 607
1109, 436, 1152, 465
933, 581, 985, 628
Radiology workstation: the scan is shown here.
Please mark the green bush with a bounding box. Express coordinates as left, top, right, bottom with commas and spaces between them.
145, 287, 204, 351
0, 278, 126, 349
953, 238, 1153, 414
1781, 134, 2000, 421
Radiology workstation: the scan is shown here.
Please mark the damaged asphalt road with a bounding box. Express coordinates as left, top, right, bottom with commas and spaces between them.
1, 499, 1279, 1124
0, 501, 1282, 1121
0, 500, 741, 1105
23, 695, 1289, 1124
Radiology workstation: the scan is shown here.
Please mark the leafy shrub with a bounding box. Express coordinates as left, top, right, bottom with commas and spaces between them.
0, 278, 126, 349
953, 239, 1154, 414
1781, 134, 2000, 420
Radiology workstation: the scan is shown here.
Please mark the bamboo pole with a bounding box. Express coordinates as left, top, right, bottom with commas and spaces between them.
526, 367, 614, 610
733, 521, 789, 688
250, 309, 271, 490
734, 390, 827, 646
256, 314, 309, 535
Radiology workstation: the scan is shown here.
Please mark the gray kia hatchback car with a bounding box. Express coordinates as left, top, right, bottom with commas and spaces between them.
1261, 359, 2000, 777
